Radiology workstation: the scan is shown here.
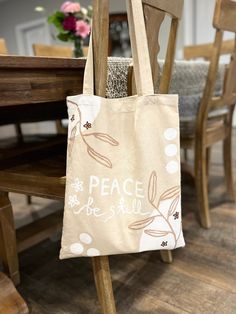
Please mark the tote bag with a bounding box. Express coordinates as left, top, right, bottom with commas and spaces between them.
60, 0, 185, 259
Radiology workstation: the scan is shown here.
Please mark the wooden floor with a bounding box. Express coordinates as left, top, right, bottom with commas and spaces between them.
2, 132, 236, 313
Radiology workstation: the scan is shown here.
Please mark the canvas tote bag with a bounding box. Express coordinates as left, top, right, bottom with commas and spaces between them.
60, 0, 185, 259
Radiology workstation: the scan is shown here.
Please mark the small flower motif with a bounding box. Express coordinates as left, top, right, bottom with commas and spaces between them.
70, 114, 75, 122
71, 178, 84, 192
83, 121, 92, 129
68, 195, 80, 208
173, 212, 179, 220
161, 241, 168, 247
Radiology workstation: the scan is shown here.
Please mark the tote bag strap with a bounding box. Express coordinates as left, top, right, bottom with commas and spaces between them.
83, 0, 154, 96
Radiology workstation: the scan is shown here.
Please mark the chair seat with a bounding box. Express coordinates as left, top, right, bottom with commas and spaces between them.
180, 108, 229, 140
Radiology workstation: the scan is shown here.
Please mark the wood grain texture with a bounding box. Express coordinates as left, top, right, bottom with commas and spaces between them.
0, 65, 84, 107
0, 192, 20, 285
0, 272, 28, 314
92, 0, 109, 97
90, 1, 116, 313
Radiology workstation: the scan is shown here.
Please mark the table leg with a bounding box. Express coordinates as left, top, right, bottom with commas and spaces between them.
0, 192, 20, 286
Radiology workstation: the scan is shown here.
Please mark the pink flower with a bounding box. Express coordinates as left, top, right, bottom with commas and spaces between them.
60, 1, 81, 13
75, 20, 90, 38
62, 15, 77, 31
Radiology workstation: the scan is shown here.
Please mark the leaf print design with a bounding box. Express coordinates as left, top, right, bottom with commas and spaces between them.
68, 125, 77, 156
67, 99, 119, 169
159, 186, 180, 201
85, 133, 119, 146
129, 172, 181, 249
87, 147, 112, 169
129, 216, 155, 230
168, 196, 180, 216
148, 171, 157, 205
144, 230, 171, 237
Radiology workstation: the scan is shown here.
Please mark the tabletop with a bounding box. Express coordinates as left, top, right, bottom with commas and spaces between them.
0, 55, 225, 124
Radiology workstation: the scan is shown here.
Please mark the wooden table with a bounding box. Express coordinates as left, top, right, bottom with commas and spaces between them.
0, 55, 86, 122
0, 55, 225, 118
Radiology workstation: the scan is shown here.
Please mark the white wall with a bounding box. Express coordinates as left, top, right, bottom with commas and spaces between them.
0, 0, 181, 59
0, 0, 127, 54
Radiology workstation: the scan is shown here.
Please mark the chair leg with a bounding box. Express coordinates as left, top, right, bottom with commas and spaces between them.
206, 147, 211, 179
223, 130, 235, 202
26, 195, 32, 205
184, 148, 188, 162
92, 256, 116, 314
194, 144, 211, 229
0, 192, 20, 286
160, 250, 173, 263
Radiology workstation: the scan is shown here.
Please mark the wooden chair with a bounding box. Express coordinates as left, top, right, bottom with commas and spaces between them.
33, 43, 73, 58
0, 1, 183, 313
180, 0, 236, 229
0, 38, 8, 55
184, 39, 235, 61
183, 40, 234, 179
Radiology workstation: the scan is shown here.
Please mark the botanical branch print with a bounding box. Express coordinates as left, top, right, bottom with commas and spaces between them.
129, 171, 181, 249
67, 99, 119, 168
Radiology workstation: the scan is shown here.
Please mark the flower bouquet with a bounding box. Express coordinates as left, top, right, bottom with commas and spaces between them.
48, 1, 92, 57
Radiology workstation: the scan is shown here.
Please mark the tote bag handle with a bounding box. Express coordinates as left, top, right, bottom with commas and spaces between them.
83, 0, 154, 96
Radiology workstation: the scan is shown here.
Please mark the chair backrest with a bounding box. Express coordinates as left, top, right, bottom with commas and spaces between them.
0, 38, 8, 54
33, 44, 73, 58
91, 0, 183, 97
198, 0, 236, 120
184, 39, 235, 61
129, 0, 183, 94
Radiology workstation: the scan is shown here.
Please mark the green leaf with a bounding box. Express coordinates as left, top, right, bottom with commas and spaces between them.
57, 33, 70, 42
48, 11, 65, 23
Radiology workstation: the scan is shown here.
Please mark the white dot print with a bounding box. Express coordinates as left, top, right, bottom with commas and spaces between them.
79, 233, 92, 244
70, 243, 84, 255
69, 233, 100, 256
166, 161, 179, 174
164, 128, 177, 141
165, 144, 177, 157
87, 248, 100, 256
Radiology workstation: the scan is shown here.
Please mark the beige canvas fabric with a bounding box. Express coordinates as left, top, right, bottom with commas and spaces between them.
60, 0, 185, 259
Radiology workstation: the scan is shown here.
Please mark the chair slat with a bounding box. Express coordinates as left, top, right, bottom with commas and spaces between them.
214, 0, 236, 32
142, 0, 184, 18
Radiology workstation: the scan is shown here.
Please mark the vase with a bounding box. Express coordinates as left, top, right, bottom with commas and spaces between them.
74, 38, 84, 58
